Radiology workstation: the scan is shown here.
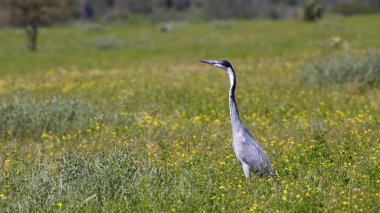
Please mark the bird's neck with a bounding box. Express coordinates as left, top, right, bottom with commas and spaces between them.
227, 68, 242, 133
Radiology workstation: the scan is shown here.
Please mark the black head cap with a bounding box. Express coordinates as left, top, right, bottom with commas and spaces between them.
220, 60, 233, 69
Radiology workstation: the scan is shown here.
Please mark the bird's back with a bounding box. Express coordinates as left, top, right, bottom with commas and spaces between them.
232, 127, 273, 175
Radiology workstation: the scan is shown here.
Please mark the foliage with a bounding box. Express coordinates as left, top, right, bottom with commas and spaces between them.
0, 96, 96, 140
2, 0, 380, 24
0, 16, 380, 211
200, 0, 301, 20
303, 0, 324, 22
1, 146, 141, 210
301, 50, 380, 86
331, 2, 380, 16
3, 0, 74, 27
74, 0, 380, 21
0, 0, 74, 51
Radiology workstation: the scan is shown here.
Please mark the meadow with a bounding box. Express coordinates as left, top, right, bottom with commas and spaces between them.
0, 15, 379, 212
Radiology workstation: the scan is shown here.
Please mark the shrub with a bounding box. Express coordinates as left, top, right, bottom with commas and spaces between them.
56, 147, 141, 207
331, 2, 380, 16
301, 50, 380, 86
1, 146, 142, 209
321, 36, 349, 50
303, 0, 323, 22
0, 96, 96, 139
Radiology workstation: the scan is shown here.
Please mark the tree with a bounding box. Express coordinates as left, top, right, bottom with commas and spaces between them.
1, 0, 74, 51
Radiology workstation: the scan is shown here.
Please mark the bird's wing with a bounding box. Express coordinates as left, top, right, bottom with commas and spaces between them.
235, 128, 272, 173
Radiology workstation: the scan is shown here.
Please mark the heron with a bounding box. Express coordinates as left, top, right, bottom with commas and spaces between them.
200, 60, 274, 178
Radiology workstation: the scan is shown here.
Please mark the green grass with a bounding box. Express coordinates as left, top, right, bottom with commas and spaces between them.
0, 95, 97, 140
0, 15, 380, 212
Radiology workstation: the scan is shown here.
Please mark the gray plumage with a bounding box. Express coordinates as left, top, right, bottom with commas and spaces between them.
200, 59, 273, 178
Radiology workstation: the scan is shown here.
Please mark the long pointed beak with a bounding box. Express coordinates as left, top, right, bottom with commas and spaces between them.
200, 60, 218, 65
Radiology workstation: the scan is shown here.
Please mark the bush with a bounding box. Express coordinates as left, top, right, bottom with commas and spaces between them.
0, 96, 96, 139
301, 50, 380, 86
331, 2, 380, 16
1, 146, 142, 209
303, 0, 323, 22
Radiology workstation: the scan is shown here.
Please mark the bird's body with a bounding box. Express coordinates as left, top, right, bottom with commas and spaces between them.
200, 59, 273, 178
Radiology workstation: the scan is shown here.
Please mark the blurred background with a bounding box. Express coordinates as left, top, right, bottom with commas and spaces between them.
0, 0, 380, 52
2, 0, 380, 23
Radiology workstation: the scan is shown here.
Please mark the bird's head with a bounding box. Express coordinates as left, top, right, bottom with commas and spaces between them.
200, 60, 233, 71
